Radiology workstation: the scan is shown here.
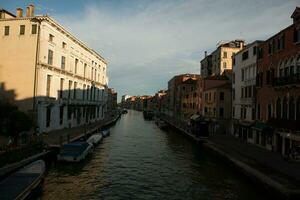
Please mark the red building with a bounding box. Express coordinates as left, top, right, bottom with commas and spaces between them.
256, 7, 300, 155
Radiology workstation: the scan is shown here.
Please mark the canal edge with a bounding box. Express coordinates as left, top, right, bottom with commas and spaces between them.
203, 141, 300, 200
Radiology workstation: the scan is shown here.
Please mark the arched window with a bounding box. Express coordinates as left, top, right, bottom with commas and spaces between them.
289, 97, 295, 120
276, 98, 281, 119
282, 97, 288, 119
297, 98, 300, 120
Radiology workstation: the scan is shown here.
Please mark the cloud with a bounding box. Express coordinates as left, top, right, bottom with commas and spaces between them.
53, 0, 299, 100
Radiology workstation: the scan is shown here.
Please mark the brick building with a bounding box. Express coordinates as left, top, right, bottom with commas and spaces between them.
255, 7, 300, 154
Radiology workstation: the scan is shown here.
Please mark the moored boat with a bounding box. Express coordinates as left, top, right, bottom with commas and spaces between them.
143, 110, 154, 120
101, 129, 110, 137
57, 141, 93, 162
121, 109, 128, 114
0, 160, 46, 200
87, 133, 103, 147
155, 119, 168, 130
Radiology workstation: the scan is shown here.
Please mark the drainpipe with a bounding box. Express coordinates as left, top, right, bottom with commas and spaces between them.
31, 17, 41, 135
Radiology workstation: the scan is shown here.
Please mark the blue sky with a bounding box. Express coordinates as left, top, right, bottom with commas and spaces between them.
1, 0, 299, 101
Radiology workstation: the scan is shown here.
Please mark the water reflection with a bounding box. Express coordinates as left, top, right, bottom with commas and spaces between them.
42, 110, 269, 200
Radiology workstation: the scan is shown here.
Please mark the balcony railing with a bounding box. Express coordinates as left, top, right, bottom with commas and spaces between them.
273, 73, 300, 87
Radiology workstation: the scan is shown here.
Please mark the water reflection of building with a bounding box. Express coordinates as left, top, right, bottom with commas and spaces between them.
0, 5, 108, 133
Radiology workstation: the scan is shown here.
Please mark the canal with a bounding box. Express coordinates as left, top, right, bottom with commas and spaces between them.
42, 110, 270, 200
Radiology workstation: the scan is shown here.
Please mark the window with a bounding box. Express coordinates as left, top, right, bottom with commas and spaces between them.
242, 69, 244, 81
233, 89, 235, 100
60, 78, 64, 98
84, 64, 87, 78
241, 87, 244, 98
220, 92, 224, 101
253, 46, 257, 55
242, 51, 249, 60
257, 104, 260, 120
62, 42, 67, 49
282, 97, 288, 119
59, 106, 64, 125
68, 80, 72, 99
19, 25, 25, 35
223, 62, 227, 69
258, 47, 263, 59
276, 98, 281, 119
49, 34, 54, 42
46, 106, 51, 127
46, 75, 51, 97
31, 24, 37, 34
219, 107, 224, 118
252, 108, 255, 120
4, 26, 9, 36
277, 34, 285, 50
268, 42, 273, 54
73, 82, 77, 99
61, 56, 66, 69
223, 51, 227, 58
294, 28, 300, 43
83, 84, 86, 100
240, 108, 244, 119
75, 59, 78, 74
48, 49, 53, 65
289, 98, 295, 120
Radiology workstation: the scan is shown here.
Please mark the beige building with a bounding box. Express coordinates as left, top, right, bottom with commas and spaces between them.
203, 81, 232, 135
208, 40, 245, 76
0, 5, 108, 133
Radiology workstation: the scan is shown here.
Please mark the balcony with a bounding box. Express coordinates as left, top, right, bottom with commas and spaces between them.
273, 73, 300, 87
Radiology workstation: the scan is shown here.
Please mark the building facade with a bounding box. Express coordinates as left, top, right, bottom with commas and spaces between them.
232, 41, 262, 143
167, 74, 200, 118
200, 52, 212, 78
107, 88, 117, 112
202, 40, 244, 76
255, 7, 300, 154
0, 5, 108, 134
203, 78, 232, 135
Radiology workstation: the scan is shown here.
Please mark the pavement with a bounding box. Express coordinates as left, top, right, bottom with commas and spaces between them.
208, 135, 300, 189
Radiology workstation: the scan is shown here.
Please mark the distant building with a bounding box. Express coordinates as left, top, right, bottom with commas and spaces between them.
200, 51, 212, 78
255, 7, 300, 154
168, 74, 200, 118
232, 41, 263, 143
0, 5, 108, 133
121, 94, 131, 103
202, 40, 245, 77
179, 78, 201, 119
107, 88, 117, 111
202, 75, 231, 135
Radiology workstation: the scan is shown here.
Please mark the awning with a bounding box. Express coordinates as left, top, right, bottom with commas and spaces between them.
239, 121, 254, 127
252, 122, 273, 131
190, 114, 201, 120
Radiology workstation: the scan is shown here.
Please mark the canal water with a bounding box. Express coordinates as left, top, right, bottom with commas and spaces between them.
42, 110, 270, 200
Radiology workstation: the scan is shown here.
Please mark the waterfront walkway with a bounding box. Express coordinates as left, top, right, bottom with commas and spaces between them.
208, 135, 300, 188
43, 113, 120, 147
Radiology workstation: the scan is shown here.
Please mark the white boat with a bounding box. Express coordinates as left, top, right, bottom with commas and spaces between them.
101, 130, 110, 137
57, 141, 93, 162
0, 160, 45, 200
87, 133, 103, 147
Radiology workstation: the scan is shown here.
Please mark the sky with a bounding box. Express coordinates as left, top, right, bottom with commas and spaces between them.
1, 0, 300, 101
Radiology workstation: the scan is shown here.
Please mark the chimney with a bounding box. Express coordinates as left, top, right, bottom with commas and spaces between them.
26, 4, 34, 17
204, 51, 207, 58
16, 8, 23, 18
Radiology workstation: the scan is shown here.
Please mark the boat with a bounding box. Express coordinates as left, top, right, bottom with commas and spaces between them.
0, 160, 46, 200
121, 109, 128, 114
101, 129, 110, 137
87, 133, 103, 147
155, 119, 168, 130
57, 141, 93, 162
143, 110, 154, 120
